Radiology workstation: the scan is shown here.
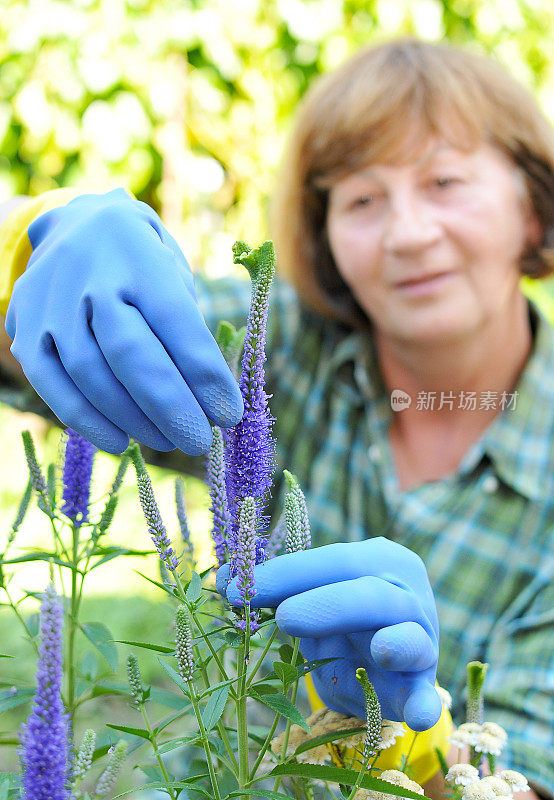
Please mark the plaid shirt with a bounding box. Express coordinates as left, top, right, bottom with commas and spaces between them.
1, 272, 552, 794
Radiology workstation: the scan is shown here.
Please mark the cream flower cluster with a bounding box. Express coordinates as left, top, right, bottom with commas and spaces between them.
448, 722, 508, 756
265, 707, 406, 767
354, 769, 424, 800
445, 765, 530, 800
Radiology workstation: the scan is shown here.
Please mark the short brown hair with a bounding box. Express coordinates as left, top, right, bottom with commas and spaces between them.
269, 37, 554, 329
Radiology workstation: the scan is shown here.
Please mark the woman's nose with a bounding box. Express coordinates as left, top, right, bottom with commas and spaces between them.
382, 193, 441, 255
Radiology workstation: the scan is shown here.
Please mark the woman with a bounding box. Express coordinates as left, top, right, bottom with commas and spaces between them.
0, 37, 553, 796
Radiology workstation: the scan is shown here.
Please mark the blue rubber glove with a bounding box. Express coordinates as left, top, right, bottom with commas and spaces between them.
218, 537, 442, 731
5, 189, 243, 454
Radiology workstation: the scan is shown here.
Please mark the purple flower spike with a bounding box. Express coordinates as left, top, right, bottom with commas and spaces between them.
175, 477, 195, 562
233, 496, 260, 633
225, 242, 277, 553
129, 444, 179, 572
205, 427, 233, 567
20, 583, 70, 800
61, 428, 96, 527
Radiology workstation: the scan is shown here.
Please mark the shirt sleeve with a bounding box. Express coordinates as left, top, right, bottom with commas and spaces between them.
483, 552, 554, 798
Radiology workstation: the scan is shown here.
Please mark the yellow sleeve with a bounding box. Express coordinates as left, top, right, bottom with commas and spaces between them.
0, 188, 84, 316
305, 672, 452, 785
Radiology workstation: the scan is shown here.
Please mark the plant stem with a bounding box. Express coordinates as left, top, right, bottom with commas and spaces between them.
236, 609, 252, 800
67, 523, 80, 718
2, 585, 39, 656
140, 704, 177, 800
246, 624, 278, 689
273, 636, 301, 794
344, 748, 375, 800
248, 709, 281, 780
172, 570, 239, 773
187, 666, 224, 800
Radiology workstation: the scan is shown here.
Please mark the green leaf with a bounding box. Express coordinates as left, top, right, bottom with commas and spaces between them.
136, 764, 164, 782
294, 726, 365, 757
201, 685, 230, 731
249, 681, 279, 696
224, 630, 242, 647
228, 791, 294, 800
1, 552, 69, 570
0, 778, 8, 800
0, 688, 34, 714
90, 547, 152, 570
273, 661, 297, 687
262, 765, 427, 796
197, 677, 238, 700
250, 690, 310, 732
152, 735, 201, 756
92, 680, 186, 710
105, 722, 151, 741
81, 622, 118, 672
186, 571, 202, 603
279, 643, 303, 666
157, 658, 190, 696
0, 656, 14, 660
80, 651, 98, 681
116, 639, 174, 654
133, 570, 178, 598
435, 745, 449, 777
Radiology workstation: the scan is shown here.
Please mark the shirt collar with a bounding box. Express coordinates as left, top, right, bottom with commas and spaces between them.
327, 302, 554, 500
458, 302, 554, 500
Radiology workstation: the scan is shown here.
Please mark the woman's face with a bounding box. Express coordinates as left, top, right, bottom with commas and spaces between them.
325, 137, 542, 346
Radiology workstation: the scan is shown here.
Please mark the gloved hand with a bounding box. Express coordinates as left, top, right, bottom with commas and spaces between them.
218, 537, 442, 732
5, 188, 243, 454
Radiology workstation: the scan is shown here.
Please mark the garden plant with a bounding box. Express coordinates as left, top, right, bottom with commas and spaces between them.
0, 241, 532, 800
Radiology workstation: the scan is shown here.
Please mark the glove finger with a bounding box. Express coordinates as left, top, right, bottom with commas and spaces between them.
370, 622, 437, 672
117, 224, 243, 430
225, 539, 432, 611
273, 577, 434, 643
55, 322, 175, 452
402, 675, 442, 732
215, 562, 232, 596
13, 335, 129, 453
90, 301, 214, 455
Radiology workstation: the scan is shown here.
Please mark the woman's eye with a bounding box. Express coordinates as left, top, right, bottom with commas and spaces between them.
433, 176, 458, 188
353, 195, 375, 207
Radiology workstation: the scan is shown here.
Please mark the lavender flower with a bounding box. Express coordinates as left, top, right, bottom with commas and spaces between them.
70, 728, 96, 794
232, 496, 260, 632
8, 478, 32, 547
175, 605, 195, 681
61, 429, 96, 526
110, 452, 130, 495
355, 667, 382, 759
127, 654, 143, 708
129, 444, 179, 572
21, 430, 51, 515
206, 427, 233, 566
175, 477, 195, 562
283, 470, 310, 549
225, 242, 277, 555
284, 492, 304, 554
264, 512, 287, 559
20, 583, 70, 800
95, 740, 126, 797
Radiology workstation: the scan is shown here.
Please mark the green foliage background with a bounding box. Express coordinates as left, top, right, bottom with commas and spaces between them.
2, 0, 554, 277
